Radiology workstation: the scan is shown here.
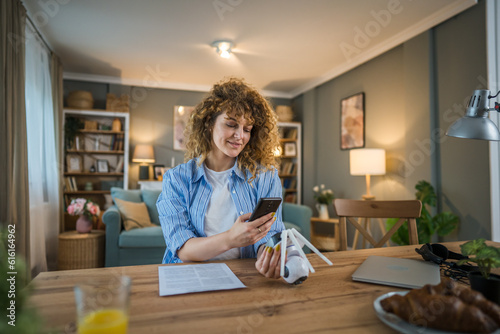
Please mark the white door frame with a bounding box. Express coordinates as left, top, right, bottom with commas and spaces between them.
486, 0, 500, 242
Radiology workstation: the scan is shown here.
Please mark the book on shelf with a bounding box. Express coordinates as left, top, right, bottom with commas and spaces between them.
280, 161, 296, 175
286, 128, 298, 140
112, 134, 124, 151
284, 193, 297, 203
64, 176, 78, 191
115, 156, 124, 172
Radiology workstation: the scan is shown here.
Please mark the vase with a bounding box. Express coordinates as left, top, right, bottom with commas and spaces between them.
76, 215, 93, 233
469, 271, 500, 304
316, 204, 329, 220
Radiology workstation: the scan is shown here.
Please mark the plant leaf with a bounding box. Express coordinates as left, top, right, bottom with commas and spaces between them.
415, 180, 436, 207
460, 239, 487, 256
434, 212, 459, 237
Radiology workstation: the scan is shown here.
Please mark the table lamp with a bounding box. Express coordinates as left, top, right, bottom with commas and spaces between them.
132, 144, 155, 180
446, 89, 500, 141
350, 148, 386, 200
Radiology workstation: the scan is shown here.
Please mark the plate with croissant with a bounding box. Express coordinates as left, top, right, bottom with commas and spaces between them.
374, 278, 500, 333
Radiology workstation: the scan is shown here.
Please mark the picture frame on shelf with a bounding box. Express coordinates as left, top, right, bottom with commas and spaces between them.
153, 164, 165, 180
340, 92, 365, 150
283, 142, 297, 157
160, 167, 170, 179
66, 154, 82, 173
96, 159, 109, 173
173, 105, 195, 151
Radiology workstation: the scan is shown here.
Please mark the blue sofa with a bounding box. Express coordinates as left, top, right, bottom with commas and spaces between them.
102, 187, 313, 267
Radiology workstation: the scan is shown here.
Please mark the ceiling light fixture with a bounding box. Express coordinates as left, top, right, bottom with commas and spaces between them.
211, 40, 233, 59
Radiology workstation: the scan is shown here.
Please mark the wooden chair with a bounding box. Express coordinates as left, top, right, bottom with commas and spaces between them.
333, 199, 422, 251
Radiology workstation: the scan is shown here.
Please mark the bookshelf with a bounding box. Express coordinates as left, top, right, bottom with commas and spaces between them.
62, 109, 130, 230
278, 122, 301, 204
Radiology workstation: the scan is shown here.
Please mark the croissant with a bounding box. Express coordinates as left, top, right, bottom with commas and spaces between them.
422, 278, 500, 326
380, 278, 500, 333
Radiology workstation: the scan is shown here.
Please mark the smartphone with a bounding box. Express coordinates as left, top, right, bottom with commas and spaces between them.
249, 197, 282, 221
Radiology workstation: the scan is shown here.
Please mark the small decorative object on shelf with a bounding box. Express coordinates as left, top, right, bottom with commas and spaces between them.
67, 198, 101, 233
313, 184, 334, 219
275, 105, 294, 122
67, 90, 94, 109
112, 117, 122, 131
106, 93, 130, 112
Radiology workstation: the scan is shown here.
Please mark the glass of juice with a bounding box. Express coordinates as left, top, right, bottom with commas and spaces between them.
74, 275, 131, 334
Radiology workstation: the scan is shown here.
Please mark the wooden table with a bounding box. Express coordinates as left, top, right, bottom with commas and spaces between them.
30, 241, 499, 333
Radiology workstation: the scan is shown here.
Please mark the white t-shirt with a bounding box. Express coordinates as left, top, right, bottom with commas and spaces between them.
203, 165, 240, 261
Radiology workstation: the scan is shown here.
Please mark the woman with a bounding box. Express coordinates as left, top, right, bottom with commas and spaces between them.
157, 77, 284, 279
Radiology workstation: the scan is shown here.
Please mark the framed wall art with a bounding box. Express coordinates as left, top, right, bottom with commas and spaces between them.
340, 92, 365, 150
173, 105, 195, 151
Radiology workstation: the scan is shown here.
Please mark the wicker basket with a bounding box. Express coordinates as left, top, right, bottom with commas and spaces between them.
58, 231, 105, 270
67, 90, 94, 109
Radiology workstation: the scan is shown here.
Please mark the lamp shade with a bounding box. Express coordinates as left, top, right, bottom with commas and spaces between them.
446, 117, 500, 141
446, 89, 500, 141
350, 148, 386, 175
132, 144, 155, 163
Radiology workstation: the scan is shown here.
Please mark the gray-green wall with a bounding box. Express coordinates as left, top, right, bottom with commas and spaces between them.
293, 1, 490, 242
64, 1, 491, 242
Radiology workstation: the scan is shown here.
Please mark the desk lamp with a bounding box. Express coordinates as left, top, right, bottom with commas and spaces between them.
446, 89, 500, 141
349, 148, 386, 200
132, 144, 155, 180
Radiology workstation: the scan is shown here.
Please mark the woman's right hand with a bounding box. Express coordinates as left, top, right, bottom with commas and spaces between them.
225, 212, 276, 249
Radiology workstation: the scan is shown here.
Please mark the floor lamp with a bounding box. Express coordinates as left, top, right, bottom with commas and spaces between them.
349, 148, 387, 249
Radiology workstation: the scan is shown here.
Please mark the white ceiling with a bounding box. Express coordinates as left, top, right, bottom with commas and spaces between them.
24, 0, 477, 98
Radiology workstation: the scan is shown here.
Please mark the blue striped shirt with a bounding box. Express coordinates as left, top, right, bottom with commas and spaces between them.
156, 158, 285, 263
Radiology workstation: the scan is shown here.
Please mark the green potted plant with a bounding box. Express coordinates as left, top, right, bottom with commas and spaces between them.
386, 180, 459, 245
459, 239, 500, 304
64, 116, 84, 149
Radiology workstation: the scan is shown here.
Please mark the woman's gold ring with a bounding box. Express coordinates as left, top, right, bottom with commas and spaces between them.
258, 227, 262, 233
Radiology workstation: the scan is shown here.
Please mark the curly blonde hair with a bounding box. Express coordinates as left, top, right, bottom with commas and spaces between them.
184, 77, 281, 182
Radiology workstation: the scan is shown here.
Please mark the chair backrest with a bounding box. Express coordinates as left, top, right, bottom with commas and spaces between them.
333, 199, 422, 251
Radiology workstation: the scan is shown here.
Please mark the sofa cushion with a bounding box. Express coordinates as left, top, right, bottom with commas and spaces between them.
142, 189, 161, 225
284, 221, 302, 234
114, 198, 156, 231
111, 187, 142, 203
118, 226, 166, 248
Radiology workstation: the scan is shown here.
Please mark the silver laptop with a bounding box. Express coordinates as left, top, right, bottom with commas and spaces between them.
352, 255, 440, 289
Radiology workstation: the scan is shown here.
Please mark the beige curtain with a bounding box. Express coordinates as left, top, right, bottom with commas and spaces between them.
51, 54, 64, 232
0, 0, 30, 280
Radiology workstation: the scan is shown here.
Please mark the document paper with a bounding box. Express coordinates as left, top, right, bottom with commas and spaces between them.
158, 263, 246, 296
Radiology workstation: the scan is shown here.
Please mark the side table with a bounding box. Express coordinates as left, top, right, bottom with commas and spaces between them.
310, 217, 339, 251
58, 230, 105, 270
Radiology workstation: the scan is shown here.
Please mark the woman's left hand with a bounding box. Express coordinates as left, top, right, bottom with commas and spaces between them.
255, 244, 282, 279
